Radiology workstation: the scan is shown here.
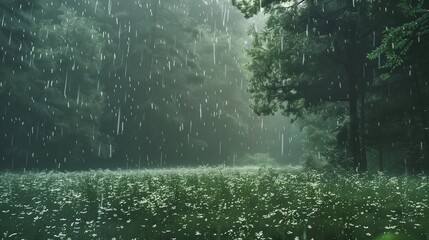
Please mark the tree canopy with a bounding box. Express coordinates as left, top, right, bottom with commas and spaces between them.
234, 0, 429, 173
0, 0, 301, 170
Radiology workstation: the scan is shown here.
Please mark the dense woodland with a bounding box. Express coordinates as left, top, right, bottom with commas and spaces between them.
0, 0, 303, 170
234, 0, 429, 174
1, 0, 428, 174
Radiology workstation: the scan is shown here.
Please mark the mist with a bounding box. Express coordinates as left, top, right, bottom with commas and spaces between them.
0, 0, 302, 170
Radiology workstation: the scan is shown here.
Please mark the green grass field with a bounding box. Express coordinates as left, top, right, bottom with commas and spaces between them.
1, 167, 428, 239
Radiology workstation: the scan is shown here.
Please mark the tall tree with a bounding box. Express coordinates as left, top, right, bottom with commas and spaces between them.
234, 0, 429, 173
1, 2, 108, 170
368, 0, 429, 172
0, 0, 41, 169
33, 5, 108, 169
233, 0, 380, 171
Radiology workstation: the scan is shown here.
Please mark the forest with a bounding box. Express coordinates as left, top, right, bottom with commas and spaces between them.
1, 0, 429, 239
1, 0, 428, 173
1, 0, 305, 171
233, 0, 429, 174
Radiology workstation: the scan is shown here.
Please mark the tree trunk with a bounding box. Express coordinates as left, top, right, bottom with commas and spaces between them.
349, 84, 363, 172
414, 75, 429, 173
422, 133, 429, 174
345, 40, 365, 172
359, 80, 368, 172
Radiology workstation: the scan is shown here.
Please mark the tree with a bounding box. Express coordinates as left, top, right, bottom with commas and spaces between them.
234, 0, 429, 173
0, 0, 41, 169
234, 0, 381, 171
0, 2, 109, 170
88, 0, 286, 168
1, 0, 304, 170
32, 6, 108, 169
368, 0, 429, 172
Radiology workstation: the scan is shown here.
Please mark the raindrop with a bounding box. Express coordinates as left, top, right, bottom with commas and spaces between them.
116, 107, 121, 135
109, 144, 112, 158
94, 1, 98, 14
118, 25, 121, 46
108, 0, 112, 15
8, 30, 13, 45
64, 69, 68, 98
213, 42, 216, 64
76, 84, 80, 105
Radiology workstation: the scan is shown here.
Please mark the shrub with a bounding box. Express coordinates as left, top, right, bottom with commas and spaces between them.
236, 152, 276, 166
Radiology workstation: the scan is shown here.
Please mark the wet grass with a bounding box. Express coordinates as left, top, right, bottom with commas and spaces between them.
0, 167, 428, 239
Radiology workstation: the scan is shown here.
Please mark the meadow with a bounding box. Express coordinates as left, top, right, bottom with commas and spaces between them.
0, 167, 428, 240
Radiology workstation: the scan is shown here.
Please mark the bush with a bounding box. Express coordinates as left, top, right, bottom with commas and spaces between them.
236, 152, 276, 166
302, 153, 327, 171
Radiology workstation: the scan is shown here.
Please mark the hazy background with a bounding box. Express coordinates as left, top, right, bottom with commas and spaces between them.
0, 0, 303, 170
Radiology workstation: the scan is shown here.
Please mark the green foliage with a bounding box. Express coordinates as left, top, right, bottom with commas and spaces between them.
235, 0, 376, 172
0, 1, 111, 169
364, 0, 429, 173
302, 153, 327, 171
33, 5, 108, 166
1, 0, 292, 169
368, 19, 426, 72
368, 0, 429, 74
1, 168, 428, 239
375, 232, 415, 240
0, 0, 42, 166
234, 0, 429, 173
236, 152, 276, 166
299, 108, 353, 171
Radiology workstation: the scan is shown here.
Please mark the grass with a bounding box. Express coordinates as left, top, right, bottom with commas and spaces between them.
0, 166, 428, 239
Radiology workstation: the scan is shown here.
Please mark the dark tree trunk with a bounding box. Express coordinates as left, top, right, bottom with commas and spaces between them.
414, 74, 429, 173
348, 83, 363, 172
359, 80, 368, 172
345, 40, 366, 172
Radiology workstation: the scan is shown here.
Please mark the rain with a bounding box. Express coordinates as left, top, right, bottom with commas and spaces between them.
1, 0, 429, 239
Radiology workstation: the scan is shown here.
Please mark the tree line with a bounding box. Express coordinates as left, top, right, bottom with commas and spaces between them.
1, 0, 302, 170
233, 0, 429, 173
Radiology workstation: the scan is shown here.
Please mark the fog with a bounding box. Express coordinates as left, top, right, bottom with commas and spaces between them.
0, 0, 302, 170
